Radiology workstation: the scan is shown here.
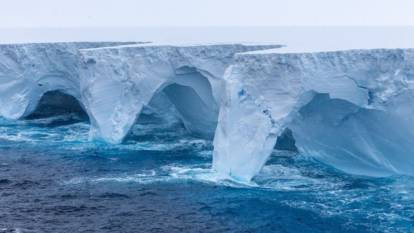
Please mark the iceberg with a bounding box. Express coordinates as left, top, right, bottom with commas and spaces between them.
1, 41, 414, 183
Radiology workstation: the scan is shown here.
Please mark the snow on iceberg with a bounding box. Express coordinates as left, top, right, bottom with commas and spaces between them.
79, 43, 280, 143
214, 48, 414, 181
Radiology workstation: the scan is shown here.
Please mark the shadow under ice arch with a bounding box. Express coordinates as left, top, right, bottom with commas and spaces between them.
157, 66, 219, 138
125, 65, 220, 141
0, 71, 81, 120
25, 90, 89, 122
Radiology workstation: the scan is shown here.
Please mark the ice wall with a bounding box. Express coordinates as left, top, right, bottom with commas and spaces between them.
79, 43, 280, 143
213, 48, 414, 181
2, 41, 414, 183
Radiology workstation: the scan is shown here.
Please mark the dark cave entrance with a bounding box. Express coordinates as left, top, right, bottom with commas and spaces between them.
25, 90, 89, 126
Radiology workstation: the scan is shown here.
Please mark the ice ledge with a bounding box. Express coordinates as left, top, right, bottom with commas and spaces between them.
80, 42, 280, 51
242, 46, 414, 55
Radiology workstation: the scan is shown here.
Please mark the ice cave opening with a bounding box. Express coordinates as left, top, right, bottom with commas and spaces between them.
274, 128, 298, 152
24, 90, 89, 126
126, 67, 220, 142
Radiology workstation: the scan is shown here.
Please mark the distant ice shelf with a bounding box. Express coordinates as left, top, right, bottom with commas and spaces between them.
1, 42, 414, 182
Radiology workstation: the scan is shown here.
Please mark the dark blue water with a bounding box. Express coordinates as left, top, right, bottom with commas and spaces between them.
0, 114, 413, 233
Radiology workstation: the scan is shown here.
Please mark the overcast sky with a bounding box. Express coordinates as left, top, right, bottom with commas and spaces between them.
1, 0, 414, 28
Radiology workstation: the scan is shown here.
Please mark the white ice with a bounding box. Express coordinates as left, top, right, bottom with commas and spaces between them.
1, 40, 414, 183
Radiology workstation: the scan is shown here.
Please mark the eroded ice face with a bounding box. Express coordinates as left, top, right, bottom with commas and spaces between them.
2, 42, 414, 183
213, 48, 414, 181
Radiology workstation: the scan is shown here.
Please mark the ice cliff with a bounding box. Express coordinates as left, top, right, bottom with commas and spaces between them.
1, 42, 414, 182
214, 48, 414, 181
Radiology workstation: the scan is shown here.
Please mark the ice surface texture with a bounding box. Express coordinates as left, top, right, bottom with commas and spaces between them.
215, 49, 414, 181
1, 42, 414, 182
79, 44, 279, 143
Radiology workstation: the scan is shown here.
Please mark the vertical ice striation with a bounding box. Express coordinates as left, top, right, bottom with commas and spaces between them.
213, 49, 414, 181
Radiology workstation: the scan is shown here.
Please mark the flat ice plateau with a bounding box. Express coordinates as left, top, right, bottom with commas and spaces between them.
2, 30, 414, 182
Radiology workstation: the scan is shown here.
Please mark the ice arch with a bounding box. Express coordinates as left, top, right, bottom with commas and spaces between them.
79, 44, 279, 143
161, 69, 219, 138
213, 49, 414, 182
83, 64, 220, 143
0, 42, 136, 120
0, 70, 80, 120
130, 67, 220, 140
287, 92, 414, 177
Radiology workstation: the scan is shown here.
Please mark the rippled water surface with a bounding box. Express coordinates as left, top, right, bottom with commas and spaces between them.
0, 114, 413, 233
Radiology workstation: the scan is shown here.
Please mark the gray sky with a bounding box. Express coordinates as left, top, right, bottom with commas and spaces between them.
1, 0, 414, 28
